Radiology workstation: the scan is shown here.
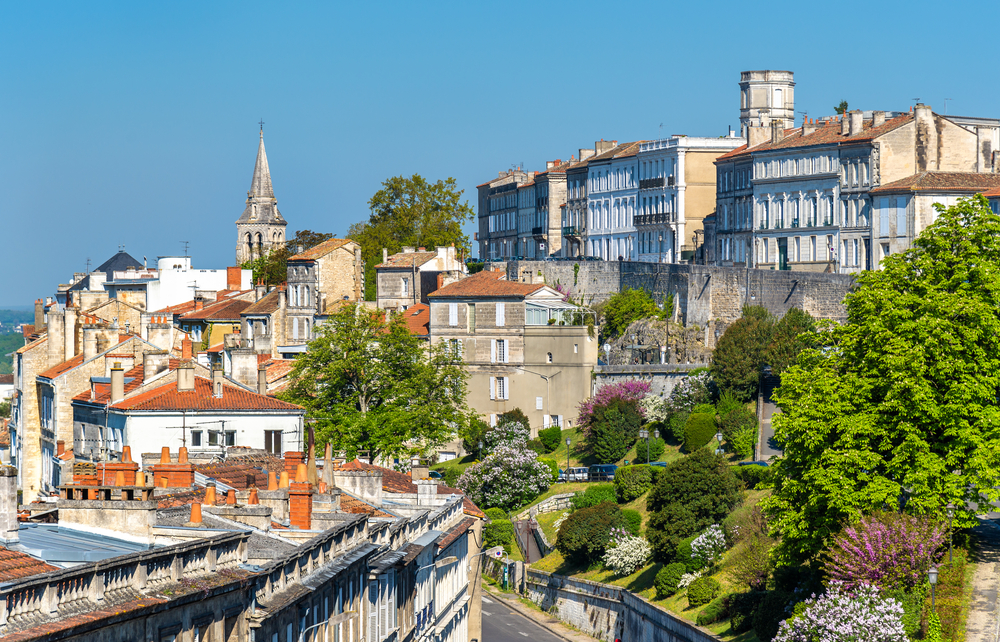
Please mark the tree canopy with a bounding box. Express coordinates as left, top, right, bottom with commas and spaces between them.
280, 303, 469, 462
241, 229, 333, 286
347, 175, 474, 300
764, 195, 1000, 564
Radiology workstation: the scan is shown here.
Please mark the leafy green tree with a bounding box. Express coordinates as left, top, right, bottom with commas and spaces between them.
585, 399, 642, 462
764, 308, 815, 375
556, 501, 627, 564
459, 416, 490, 459
683, 413, 717, 452
0, 400, 9, 418
599, 288, 660, 339
710, 307, 774, 401
834, 100, 849, 115
647, 449, 740, 562
347, 175, 474, 300
241, 229, 333, 286
763, 195, 1000, 565
281, 304, 468, 462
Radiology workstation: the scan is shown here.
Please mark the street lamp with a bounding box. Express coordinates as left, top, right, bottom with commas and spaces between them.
928, 565, 938, 610
639, 429, 649, 463
478, 440, 483, 460
565, 437, 571, 478
946, 502, 955, 565
715, 430, 724, 456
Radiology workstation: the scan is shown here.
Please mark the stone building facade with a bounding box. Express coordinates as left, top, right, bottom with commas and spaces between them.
284, 238, 364, 349
375, 246, 466, 311
477, 169, 532, 260
235, 129, 288, 265
739, 69, 795, 137
586, 142, 642, 261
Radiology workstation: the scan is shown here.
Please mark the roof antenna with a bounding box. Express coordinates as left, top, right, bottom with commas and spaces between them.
944, 98, 953, 115
85, 257, 91, 274
181, 241, 189, 257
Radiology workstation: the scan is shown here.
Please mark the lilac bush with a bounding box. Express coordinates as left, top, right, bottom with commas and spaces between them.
456, 443, 552, 511
602, 534, 652, 577
825, 511, 946, 590
577, 380, 651, 432
773, 582, 906, 642
484, 420, 530, 454
666, 371, 713, 412
690, 524, 727, 567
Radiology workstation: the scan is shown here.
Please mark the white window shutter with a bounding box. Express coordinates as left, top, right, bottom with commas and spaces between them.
536, 396, 543, 410
503, 341, 509, 363
449, 302, 458, 326
491, 340, 496, 363
368, 582, 378, 642
503, 377, 510, 400
496, 302, 505, 327
489, 377, 496, 400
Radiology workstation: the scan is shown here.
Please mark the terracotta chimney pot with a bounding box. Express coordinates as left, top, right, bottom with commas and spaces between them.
205, 484, 217, 505
295, 463, 308, 483
114, 470, 126, 487
160, 447, 171, 464
248, 487, 259, 504
178, 447, 189, 464
317, 481, 327, 494
135, 471, 145, 486
226, 489, 237, 505
189, 502, 202, 525
279, 471, 289, 489
159, 476, 169, 488
267, 471, 278, 491
121, 446, 133, 464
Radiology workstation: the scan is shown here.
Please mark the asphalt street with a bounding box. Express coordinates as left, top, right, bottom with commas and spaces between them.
481, 595, 565, 642
758, 375, 782, 460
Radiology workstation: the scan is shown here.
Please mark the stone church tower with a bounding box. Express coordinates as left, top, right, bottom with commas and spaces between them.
236, 128, 288, 264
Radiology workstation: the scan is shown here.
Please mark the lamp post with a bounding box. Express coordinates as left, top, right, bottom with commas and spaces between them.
639, 429, 649, 464
478, 440, 483, 460
946, 502, 955, 565
715, 430, 724, 456
928, 565, 938, 610
566, 437, 571, 478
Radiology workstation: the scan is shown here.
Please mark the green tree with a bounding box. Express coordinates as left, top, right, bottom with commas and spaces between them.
459, 416, 490, 459
241, 229, 333, 286
281, 304, 468, 462
0, 400, 9, 419
585, 399, 642, 462
599, 288, 666, 339
834, 100, 849, 115
646, 449, 740, 562
348, 175, 474, 300
763, 308, 815, 375
710, 307, 774, 401
763, 195, 1000, 565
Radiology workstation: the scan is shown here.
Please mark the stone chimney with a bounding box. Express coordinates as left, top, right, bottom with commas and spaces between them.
977, 126, 995, 173
872, 111, 886, 128
212, 365, 224, 398
88, 272, 107, 292
146, 317, 173, 351
47, 304, 65, 366
383, 248, 388, 265
34, 299, 45, 331
770, 120, 784, 144
143, 350, 169, 379
747, 125, 769, 148
230, 348, 257, 386
840, 114, 849, 136
578, 148, 595, 161
411, 464, 431, 481
257, 364, 268, 395
848, 110, 864, 137
64, 305, 77, 359
595, 139, 616, 154
110, 362, 125, 404
914, 104, 936, 172
1, 466, 19, 545
802, 117, 817, 136
177, 361, 195, 392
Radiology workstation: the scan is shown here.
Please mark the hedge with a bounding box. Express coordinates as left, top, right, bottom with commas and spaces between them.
687, 576, 721, 608
538, 425, 563, 453
684, 412, 717, 452
484, 519, 516, 553
676, 535, 704, 572
695, 595, 729, 625
621, 508, 642, 535
484, 507, 508, 521
571, 484, 616, 510
733, 464, 771, 490
654, 562, 687, 598
614, 465, 653, 503
556, 501, 625, 564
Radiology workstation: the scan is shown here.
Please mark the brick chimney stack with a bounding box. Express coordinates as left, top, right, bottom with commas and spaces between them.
289, 463, 314, 530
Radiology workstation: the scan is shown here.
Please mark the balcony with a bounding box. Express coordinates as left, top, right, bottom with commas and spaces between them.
635, 213, 672, 227
639, 177, 665, 190
562, 225, 582, 237
532, 226, 547, 238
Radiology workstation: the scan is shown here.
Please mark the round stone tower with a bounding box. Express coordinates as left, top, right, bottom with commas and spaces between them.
739, 70, 795, 137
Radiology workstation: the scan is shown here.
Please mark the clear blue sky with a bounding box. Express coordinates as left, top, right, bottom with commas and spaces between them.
2, 1, 996, 306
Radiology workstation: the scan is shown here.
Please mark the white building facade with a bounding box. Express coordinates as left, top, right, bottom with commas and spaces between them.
587, 142, 642, 260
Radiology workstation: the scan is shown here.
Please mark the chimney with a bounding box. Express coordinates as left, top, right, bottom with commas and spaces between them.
297, 244, 304, 254
64, 305, 77, 360
257, 364, 268, 395
212, 365, 224, 398
188, 502, 203, 526
747, 126, 769, 148
248, 487, 259, 505
88, 271, 107, 292
34, 299, 45, 331
57, 440, 65, 457
194, 298, 204, 311
110, 362, 125, 404
279, 471, 290, 488
205, 482, 217, 505
411, 464, 431, 481
0, 466, 17, 545
841, 114, 849, 136
181, 336, 193, 360
579, 148, 595, 161
289, 464, 313, 529
872, 111, 886, 128
268, 471, 278, 491
143, 350, 169, 379
47, 304, 65, 366
226, 489, 237, 505
227, 266, 242, 291
848, 110, 863, 137
802, 117, 817, 136
770, 120, 784, 144
382, 248, 388, 264
914, 104, 936, 172
177, 361, 195, 392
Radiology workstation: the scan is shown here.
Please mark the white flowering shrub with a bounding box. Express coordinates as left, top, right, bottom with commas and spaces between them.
640, 394, 670, 424
691, 524, 727, 567
485, 420, 530, 454
774, 582, 907, 642
678, 571, 702, 588
456, 443, 552, 511
602, 535, 651, 577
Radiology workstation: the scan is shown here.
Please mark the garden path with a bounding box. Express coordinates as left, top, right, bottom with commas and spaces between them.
965, 518, 1000, 642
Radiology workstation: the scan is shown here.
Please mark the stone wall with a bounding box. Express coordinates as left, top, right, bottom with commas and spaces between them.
506, 260, 854, 326
593, 365, 700, 398
523, 568, 721, 642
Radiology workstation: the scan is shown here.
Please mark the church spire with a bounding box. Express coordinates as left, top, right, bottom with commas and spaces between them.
250, 127, 274, 198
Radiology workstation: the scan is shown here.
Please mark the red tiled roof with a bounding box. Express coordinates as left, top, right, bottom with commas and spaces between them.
0, 374, 12, 385
206, 342, 226, 354
288, 238, 353, 262
438, 517, 475, 550
340, 495, 394, 518
260, 358, 296, 384
15, 335, 46, 355
428, 270, 544, 299
984, 186, 1000, 198
404, 304, 429, 337
111, 377, 304, 412
0, 420, 9, 447
243, 288, 283, 315
195, 462, 268, 489
156, 487, 207, 509
38, 354, 85, 380
337, 459, 485, 518
0, 547, 58, 581
180, 298, 252, 322
376, 251, 437, 269
870, 172, 1000, 194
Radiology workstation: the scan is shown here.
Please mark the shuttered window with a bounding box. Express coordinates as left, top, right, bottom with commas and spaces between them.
496, 302, 505, 327
448, 302, 458, 326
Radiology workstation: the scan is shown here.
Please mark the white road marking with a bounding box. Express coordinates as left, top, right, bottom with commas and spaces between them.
482, 611, 492, 616
518, 632, 529, 637
483, 597, 494, 604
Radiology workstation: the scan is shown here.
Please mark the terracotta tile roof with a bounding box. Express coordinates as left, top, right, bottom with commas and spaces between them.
984, 186, 1000, 198
38, 354, 85, 380
428, 270, 544, 299
110, 376, 304, 412
587, 141, 640, 164
0, 420, 9, 447
438, 517, 475, 550
0, 374, 12, 385
869, 172, 1000, 194
227, 451, 285, 473
724, 114, 914, 161
180, 298, 252, 322
716, 143, 749, 161
404, 304, 429, 337
156, 487, 207, 509
376, 251, 437, 269
288, 238, 353, 262
206, 342, 226, 354
260, 358, 296, 384
195, 462, 268, 489
243, 288, 283, 315
337, 459, 485, 518
340, 494, 393, 518
15, 335, 46, 355
0, 546, 58, 580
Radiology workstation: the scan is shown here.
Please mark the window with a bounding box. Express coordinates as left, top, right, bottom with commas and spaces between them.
546, 352, 553, 363
191, 431, 202, 447
496, 302, 505, 327
225, 431, 236, 447
810, 236, 817, 261
492, 339, 507, 363
879, 198, 890, 236
853, 239, 860, 266
574, 343, 578, 354
895, 197, 907, 237
448, 302, 458, 326
882, 243, 891, 260
490, 377, 509, 400
208, 431, 219, 446
536, 396, 544, 410
264, 430, 282, 455
401, 278, 409, 297
448, 338, 464, 359
468, 303, 476, 331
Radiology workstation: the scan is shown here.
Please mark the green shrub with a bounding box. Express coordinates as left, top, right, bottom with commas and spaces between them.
538, 425, 562, 453
537, 458, 559, 484
726, 592, 766, 634
687, 576, 721, 608
885, 585, 927, 639
675, 535, 703, 572
571, 484, 616, 510
499, 408, 531, 432
484, 507, 508, 521
483, 519, 515, 553
692, 403, 716, 415
526, 439, 546, 454
733, 464, 771, 490
683, 413, 717, 452
667, 410, 690, 443
720, 406, 757, 458
614, 465, 653, 503
654, 562, 687, 598
696, 595, 729, 625
752, 591, 793, 642
586, 399, 642, 462
556, 501, 625, 564
716, 390, 743, 417
621, 509, 642, 535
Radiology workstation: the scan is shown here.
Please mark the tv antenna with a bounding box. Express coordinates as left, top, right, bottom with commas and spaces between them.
797, 110, 808, 124
911, 97, 922, 105
85, 257, 92, 273
181, 241, 189, 256
944, 98, 954, 114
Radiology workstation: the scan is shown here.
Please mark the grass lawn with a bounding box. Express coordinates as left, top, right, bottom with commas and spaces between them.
547, 427, 685, 469
431, 455, 477, 485
536, 509, 569, 543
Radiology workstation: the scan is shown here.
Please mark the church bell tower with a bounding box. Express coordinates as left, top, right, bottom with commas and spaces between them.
236, 126, 288, 265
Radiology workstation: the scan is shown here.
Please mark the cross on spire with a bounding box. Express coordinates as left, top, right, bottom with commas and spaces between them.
258, 119, 265, 131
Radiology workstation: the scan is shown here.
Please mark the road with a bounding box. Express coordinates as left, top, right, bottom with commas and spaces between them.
758, 374, 782, 460
513, 520, 543, 564
481, 595, 565, 642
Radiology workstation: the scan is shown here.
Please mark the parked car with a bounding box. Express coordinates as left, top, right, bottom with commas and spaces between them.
588, 464, 618, 482
738, 461, 769, 467
566, 467, 589, 482
648, 461, 669, 468
428, 470, 443, 479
